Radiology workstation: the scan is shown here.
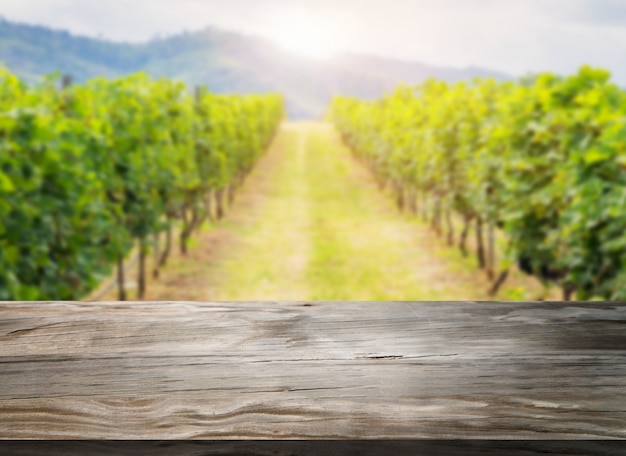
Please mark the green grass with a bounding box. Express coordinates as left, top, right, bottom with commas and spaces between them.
212, 127, 312, 300
211, 122, 489, 301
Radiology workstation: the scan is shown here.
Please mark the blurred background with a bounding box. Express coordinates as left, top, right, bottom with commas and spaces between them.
2, 0, 625, 118
1, 1, 625, 302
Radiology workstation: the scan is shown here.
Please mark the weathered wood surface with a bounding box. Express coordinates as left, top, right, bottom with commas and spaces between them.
0, 301, 625, 440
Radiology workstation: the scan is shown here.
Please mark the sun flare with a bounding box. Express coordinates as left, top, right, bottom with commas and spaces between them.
271, 12, 337, 60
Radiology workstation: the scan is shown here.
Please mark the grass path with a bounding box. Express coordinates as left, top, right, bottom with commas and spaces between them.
104, 121, 546, 302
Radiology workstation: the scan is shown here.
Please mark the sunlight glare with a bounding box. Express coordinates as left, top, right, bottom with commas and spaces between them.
271, 11, 337, 60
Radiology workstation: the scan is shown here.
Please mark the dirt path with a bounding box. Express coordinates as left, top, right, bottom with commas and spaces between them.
99, 121, 546, 302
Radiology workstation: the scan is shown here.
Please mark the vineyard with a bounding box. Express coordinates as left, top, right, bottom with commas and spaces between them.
0, 69, 283, 301
331, 66, 626, 301
2, 65, 626, 302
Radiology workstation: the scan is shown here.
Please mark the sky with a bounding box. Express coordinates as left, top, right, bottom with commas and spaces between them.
3, 0, 626, 83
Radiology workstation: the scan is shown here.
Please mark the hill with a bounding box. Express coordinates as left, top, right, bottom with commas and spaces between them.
0, 18, 511, 118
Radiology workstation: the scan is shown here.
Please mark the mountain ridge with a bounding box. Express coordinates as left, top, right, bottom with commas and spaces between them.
0, 18, 511, 118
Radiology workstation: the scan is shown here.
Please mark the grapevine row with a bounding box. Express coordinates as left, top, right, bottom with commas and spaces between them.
331, 66, 626, 301
0, 69, 284, 300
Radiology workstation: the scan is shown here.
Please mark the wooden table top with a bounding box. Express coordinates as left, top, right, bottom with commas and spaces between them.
0, 301, 625, 440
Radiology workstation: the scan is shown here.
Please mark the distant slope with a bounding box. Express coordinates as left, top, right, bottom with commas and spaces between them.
0, 18, 511, 118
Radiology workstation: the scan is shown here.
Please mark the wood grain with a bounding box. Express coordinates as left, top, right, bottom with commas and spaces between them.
0, 301, 625, 439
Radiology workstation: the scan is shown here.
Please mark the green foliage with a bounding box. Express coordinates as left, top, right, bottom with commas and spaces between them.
0, 68, 283, 300
331, 66, 626, 301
